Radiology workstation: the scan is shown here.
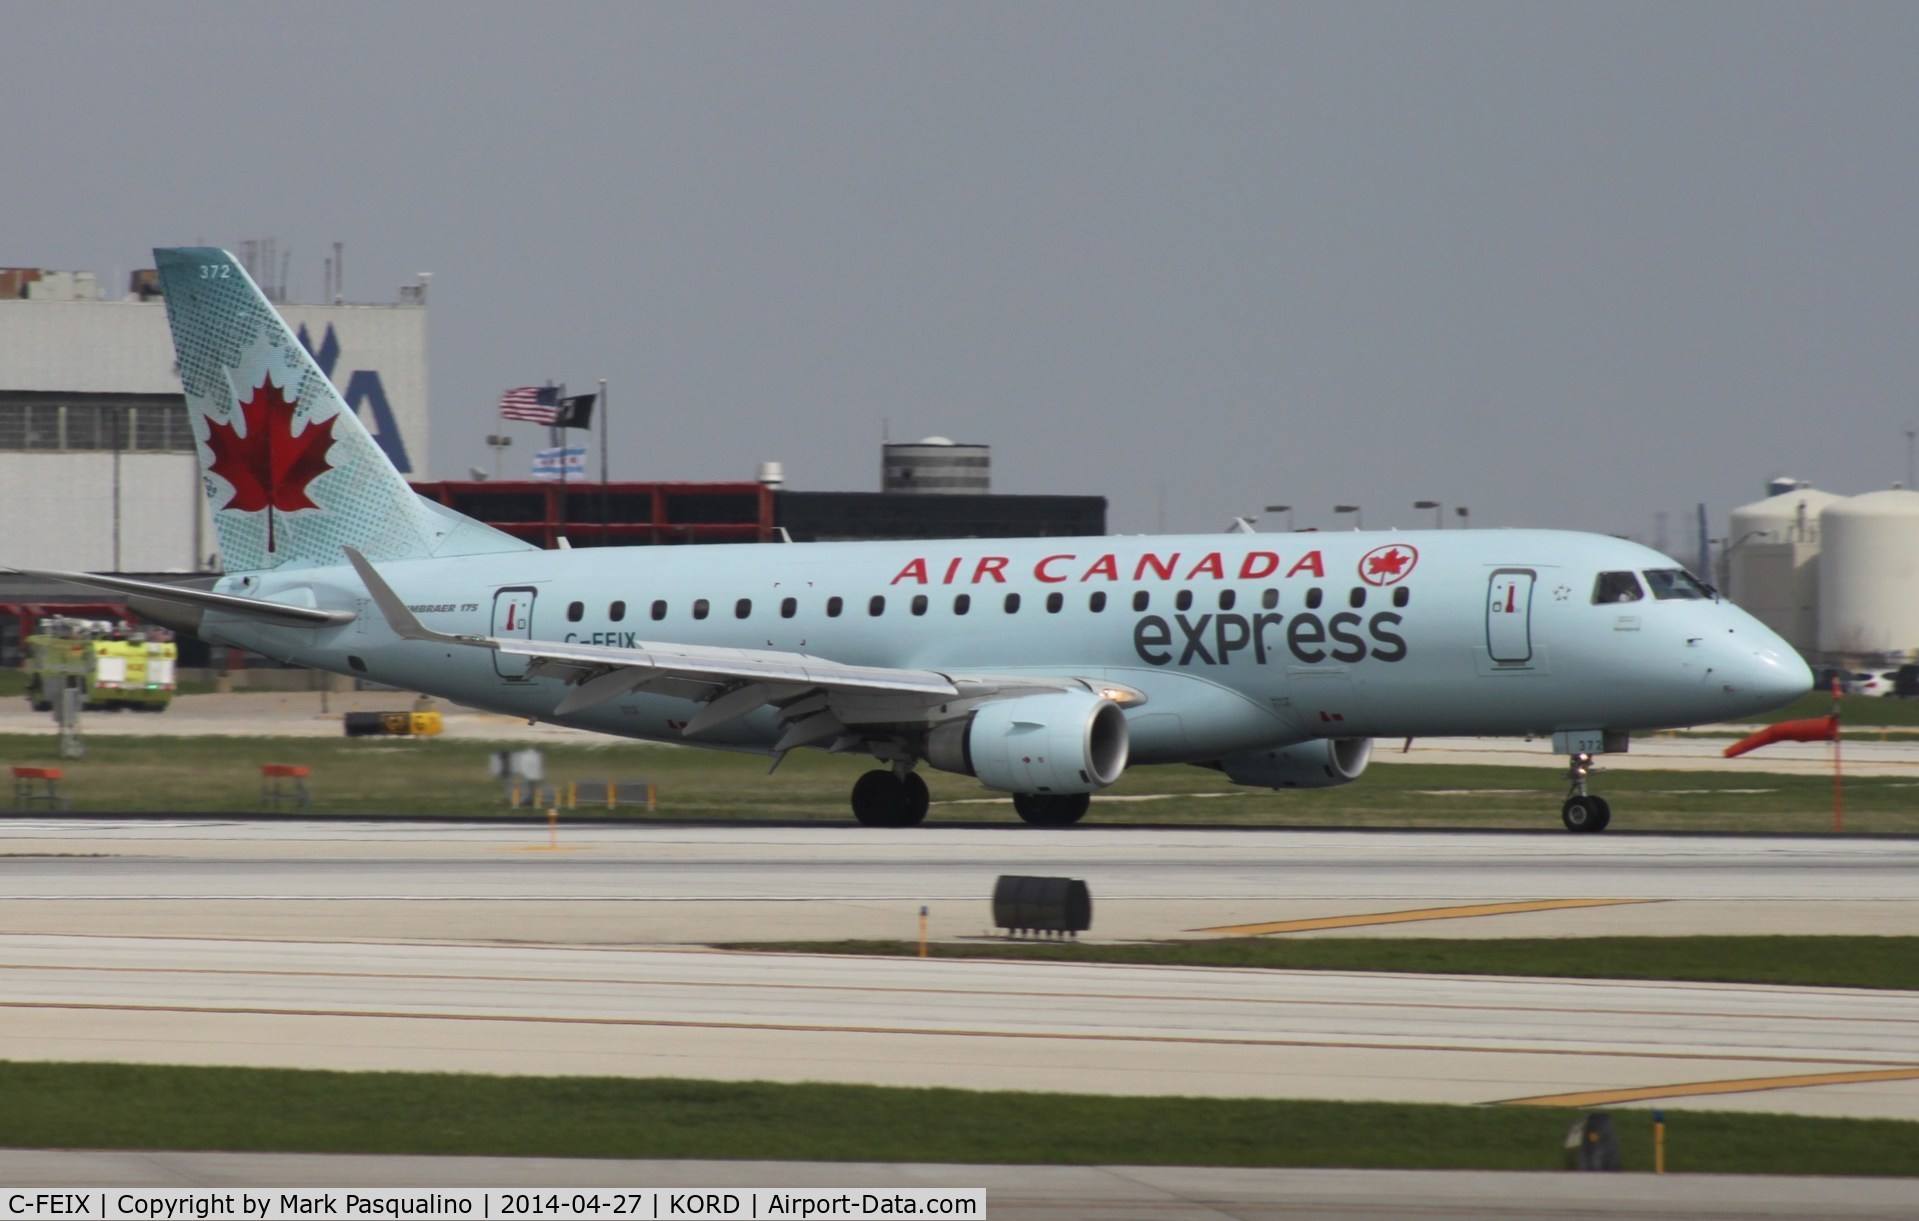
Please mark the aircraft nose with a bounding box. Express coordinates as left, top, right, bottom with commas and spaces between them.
1733, 642, 1815, 710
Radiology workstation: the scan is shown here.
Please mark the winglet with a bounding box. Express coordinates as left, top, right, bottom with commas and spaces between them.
344, 546, 485, 647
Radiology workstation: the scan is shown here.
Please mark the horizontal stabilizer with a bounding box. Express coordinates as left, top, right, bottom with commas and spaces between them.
10, 568, 356, 629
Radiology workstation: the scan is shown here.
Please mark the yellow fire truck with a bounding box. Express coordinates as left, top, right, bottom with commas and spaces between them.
23, 618, 178, 713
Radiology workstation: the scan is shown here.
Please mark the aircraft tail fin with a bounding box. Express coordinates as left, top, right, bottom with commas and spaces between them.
153, 247, 533, 574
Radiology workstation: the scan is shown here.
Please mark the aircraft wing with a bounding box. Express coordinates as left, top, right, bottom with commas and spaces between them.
346, 548, 1130, 750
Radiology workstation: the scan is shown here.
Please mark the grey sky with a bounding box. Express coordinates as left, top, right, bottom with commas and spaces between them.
6, 3, 1916, 544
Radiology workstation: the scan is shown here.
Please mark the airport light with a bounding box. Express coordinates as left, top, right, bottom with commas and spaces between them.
1263, 504, 1293, 531
1414, 500, 1441, 529
1333, 504, 1362, 529
1455, 505, 1470, 528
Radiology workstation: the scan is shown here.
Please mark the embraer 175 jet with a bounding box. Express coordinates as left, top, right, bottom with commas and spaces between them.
21, 248, 1813, 832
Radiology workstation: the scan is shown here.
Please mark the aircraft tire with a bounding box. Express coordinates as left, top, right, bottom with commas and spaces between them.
1562, 795, 1610, 834
852, 769, 917, 827
1012, 792, 1091, 826
898, 772, 930, 826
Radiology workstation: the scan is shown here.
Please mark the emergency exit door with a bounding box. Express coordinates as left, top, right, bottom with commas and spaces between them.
491, 586, 537, 679
1486, 569, 1535, 665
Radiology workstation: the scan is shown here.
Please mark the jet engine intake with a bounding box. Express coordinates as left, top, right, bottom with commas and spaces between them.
925, 690, 1129, 794
1218, 738, 1372, 789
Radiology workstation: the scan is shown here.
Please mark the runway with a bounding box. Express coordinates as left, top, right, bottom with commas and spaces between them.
2, 820, 1916, 941
2, 928, 1918, 1121
1, 820, 1916, 1124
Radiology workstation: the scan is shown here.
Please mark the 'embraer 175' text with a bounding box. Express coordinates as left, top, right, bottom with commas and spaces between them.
890, 550, 1326, 585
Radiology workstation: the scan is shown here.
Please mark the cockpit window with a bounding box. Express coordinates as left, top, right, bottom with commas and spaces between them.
1592, 571, 1644, 604
1644, 568, 1712, 600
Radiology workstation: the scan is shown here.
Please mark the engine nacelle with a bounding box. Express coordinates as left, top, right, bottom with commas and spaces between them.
1218, 738, 1373, 789
925, 690, 1130, 794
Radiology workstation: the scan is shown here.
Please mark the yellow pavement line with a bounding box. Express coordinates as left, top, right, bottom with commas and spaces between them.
1194, 898, 1653, 937
1499, 1066, 1919, 1108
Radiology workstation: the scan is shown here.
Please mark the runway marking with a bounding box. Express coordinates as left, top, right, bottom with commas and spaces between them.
8, 959, 1916, 1029
1193, 898, 1654, 936
1498, 1067, 1919, 1108
4, 1001, 1915, 1072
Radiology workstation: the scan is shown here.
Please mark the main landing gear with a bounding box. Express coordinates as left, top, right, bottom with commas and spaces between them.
846, 771, 1094, 828
1561, 752, 1612, 834
850, 768, 930, 827
1012, 792, 1090, 826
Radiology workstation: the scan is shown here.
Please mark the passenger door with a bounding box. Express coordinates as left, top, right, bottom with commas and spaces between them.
1486, 569, 1535, 665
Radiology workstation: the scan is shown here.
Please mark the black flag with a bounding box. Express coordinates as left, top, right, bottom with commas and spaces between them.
553, 393, 597, 430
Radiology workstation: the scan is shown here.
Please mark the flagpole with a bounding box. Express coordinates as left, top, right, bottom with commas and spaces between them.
599, 377, 610, 548
551, 380, 567, 549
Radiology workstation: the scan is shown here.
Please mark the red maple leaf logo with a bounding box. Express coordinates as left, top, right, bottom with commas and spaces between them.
1367, 549, 1409, 578
203, 376, 337, 553
1358, 544, 1418, 586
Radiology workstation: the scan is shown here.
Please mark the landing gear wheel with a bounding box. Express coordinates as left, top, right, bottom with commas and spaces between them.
851, 770, 902, 826
1562, 795, 1611, 834
1012, 792, 1091, 826
897, 772, 930, 826
851, 769, 929, 827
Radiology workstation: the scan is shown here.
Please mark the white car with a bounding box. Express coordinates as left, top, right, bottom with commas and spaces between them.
1849, 671, 1897, 697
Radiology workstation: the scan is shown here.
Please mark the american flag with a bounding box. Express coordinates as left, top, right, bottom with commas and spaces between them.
498, 386, 558, 424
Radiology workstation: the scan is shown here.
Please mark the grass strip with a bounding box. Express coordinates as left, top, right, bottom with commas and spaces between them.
0, 1061, 1913, 1177
0, 732, 1914, 832
719, 936, 1919, 993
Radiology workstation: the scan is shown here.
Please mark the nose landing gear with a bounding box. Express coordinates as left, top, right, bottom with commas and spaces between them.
1561, 752, 1612, 833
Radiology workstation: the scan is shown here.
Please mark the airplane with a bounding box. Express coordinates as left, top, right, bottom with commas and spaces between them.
17, 248, 1814, 833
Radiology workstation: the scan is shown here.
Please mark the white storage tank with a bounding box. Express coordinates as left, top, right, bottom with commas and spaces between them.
1818, 489, 1919, 659
1723, 483, 1840, 655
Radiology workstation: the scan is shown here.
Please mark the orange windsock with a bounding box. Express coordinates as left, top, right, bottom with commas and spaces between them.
1723, 715, 1839, 758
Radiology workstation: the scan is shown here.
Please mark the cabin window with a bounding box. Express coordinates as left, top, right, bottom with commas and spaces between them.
827, 596, 843, 617
869, 595, 886, 617
953, 593, 971, 615
1218, 590, 1236, 611
1305, 588, 1323, 609
692, 598, 710, 620
780, 597, 797, 619
1046, 591, 1063, 613
911, 594, 928, 616
651, 600, 667, 620
1644, 569, 1712, 601
1261, 588, 1278, 610
1348, 587, 1366, 608
566, 601, 584, 623
1393, 586, 1410, 608
1175, 589, 1193, 612
1132, 590, 1150, 612
735, 598, 752, 619
1593, 572, 1643, 604
1089, 591, 1107, 612
609, 600, 626, 622
1004, 592, 1022, 613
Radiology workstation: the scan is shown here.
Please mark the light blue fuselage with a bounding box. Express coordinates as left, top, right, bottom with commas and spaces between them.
207, 528, 1812, 765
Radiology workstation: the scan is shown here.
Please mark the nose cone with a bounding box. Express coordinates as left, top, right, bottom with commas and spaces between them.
1739, 644, 1816, 711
